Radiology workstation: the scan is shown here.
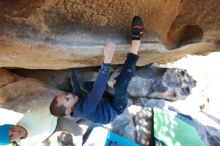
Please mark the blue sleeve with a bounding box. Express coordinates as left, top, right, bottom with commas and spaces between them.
80, 64, 110, 113
71, 69, 81, 95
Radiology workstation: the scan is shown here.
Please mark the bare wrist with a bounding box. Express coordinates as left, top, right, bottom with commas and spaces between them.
104, 57, 112, 63
104, 60, 112, 64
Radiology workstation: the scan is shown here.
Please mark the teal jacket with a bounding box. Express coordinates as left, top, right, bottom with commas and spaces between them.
0, 124, 13, 145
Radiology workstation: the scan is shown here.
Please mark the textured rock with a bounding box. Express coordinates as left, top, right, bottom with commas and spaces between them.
133, 98, 166, 109
0, 69, 47, 104
0, 69, 22, 87
127, 64, 196, 101
0, 0, 219, 46
0, 77, 48, 104
0, 0, 220, 69
13, 68, 73, 91
134, 107, 153, 146
0, 34, 218, 70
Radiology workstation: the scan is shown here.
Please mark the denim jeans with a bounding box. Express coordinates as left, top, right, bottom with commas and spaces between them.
110, 53, 139, 114
71, 53, 139, 115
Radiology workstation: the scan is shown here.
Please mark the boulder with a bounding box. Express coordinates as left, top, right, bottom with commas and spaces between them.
0, 69, 22, 87
127, 64, 196, 101
0, 0, 220, 69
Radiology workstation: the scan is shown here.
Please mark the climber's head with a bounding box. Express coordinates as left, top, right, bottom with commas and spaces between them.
50, 93, 79, 117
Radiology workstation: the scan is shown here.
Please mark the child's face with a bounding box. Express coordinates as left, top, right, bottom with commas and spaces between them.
56, 93, 79, 114
9, 126, 27, 141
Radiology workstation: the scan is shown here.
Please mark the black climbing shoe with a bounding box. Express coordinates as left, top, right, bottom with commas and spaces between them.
131, 16, 144, 40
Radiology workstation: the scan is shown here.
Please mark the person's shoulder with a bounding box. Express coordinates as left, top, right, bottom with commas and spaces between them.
71, 101, 81, 117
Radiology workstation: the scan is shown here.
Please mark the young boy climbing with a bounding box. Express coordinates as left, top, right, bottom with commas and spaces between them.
50, 16, 144, 124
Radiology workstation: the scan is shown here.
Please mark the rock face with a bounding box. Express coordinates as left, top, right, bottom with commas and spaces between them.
0, 69, 48, 104
0, 0, 220, 69
127, 64, 196, 101
0, 69, 23, 87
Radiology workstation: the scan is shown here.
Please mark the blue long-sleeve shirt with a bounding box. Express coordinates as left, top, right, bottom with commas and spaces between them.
71, 64, 117, 124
